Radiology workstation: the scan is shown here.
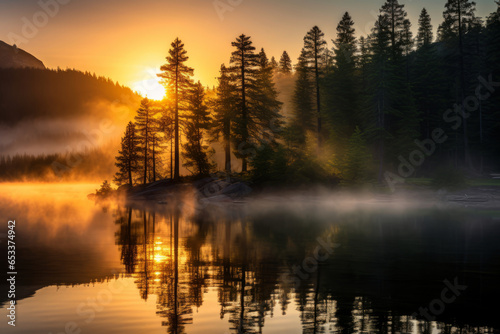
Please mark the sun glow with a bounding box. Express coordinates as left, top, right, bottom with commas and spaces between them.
131, 69, 166, 101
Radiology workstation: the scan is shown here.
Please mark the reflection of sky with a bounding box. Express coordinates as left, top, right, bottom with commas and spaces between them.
1, 0, 497, 87
0, 282, 303, 334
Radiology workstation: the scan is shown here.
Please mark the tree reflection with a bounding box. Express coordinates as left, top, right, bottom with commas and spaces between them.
113, 203, 498, 334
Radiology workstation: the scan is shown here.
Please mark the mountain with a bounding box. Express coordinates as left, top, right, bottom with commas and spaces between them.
0, 40, 45, 69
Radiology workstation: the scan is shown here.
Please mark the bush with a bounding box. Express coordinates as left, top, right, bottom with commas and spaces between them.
95, 180, 114, 198
331, 127, 375, 186
249, 143, 332, 186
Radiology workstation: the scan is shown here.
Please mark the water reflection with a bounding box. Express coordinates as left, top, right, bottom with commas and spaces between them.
114, 200, 500, 334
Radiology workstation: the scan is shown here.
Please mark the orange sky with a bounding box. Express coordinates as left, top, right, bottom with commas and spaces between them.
1, 0, 497, 95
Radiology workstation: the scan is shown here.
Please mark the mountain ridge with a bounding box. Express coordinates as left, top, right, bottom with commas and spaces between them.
0, 40, 45, 69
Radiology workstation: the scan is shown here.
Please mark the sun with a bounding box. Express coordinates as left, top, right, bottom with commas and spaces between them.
131, 70, 166, 101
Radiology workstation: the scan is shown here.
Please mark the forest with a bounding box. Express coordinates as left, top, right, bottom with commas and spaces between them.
0, 67, 139, 125
2, 0, 499, 188
114, 0, 500, 189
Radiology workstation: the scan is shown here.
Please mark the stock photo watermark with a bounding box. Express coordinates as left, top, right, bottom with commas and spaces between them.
385, 74, 500, 192
7, 0, 72, 48
280, 234, 340, 288
412, 277, 467, 322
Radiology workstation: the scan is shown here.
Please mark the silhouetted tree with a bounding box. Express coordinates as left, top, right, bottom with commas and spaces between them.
114, 122, 140, 186
158, 38, 194, 180
134, 98, 159, 184
416, 8, 434, 48
303, 26, 327, 151
278, 51, 292, 74
380, 0, 408, 59
292, 48, 315, 145
211, 64, 235, 173
183, 81, 214, 175
270, 56, 278, 70
438, 0, 478, 166
228, 34, 260, 172
325, 12, 359, 155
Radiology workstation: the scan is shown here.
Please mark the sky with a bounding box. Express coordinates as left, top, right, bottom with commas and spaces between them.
1, 0, 497, 97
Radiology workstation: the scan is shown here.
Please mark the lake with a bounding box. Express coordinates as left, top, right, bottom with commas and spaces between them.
1, 183, 499, 333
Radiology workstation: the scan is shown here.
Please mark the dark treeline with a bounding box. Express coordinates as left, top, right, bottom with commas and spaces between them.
115, 0, 500, 188
0, 67, 139, 124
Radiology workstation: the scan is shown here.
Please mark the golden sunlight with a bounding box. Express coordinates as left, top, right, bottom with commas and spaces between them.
131, 69, 165, 101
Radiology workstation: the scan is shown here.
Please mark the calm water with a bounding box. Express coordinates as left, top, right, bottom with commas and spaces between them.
1, 183, 500, 334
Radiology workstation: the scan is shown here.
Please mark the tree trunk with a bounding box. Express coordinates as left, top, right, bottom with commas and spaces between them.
241, 51, 248, 172
174, 67, 180, 180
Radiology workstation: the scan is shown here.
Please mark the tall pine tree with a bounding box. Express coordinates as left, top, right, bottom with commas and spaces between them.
417, 8, 433, 48
134, 98, 159, 185
303, 26, 327, 151
158, 38, 194, 180
325, 12, 359, 156
183, 81, 214, 175
291, 48, 315, 146
211, 64, 235, 173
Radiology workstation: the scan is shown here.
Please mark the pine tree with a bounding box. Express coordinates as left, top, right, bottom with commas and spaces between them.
400, 18, 414, 82
291, 48, 315, 145
413, 11, 447, 141
364, 15, 394, 181
380, 0, 408, 59
417, 8, 433, 48
148, 131, 165, 183
254, 48, 283, 140
278, 51, 292, 74
302, 26, 327, 150
228, 34, 260, 172
438, 0, 478, 166
134, 98, 159, 185
158, 38, 194, 180
211, 64, 235, 173
438, 0, 478, 41
358, 36, 371, 91
325, 12, 359, 154
114, 122, 140, 186
270, 56, 279, 70
182, 81, 214, 176
160, 104, 175, 179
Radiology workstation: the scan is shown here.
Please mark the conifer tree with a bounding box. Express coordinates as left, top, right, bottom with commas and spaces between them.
417, 8, 434, 48
438, 0, 478, 41
211, 64, 235, 173
438, 0, 478, 166
279, 51, 292, 74
413, 10, 447, 140
183, 81, 214, 175
229, 34, 260, 172
270, 56, 278, 70
158, 38, 194, 180
134, 98, 159, 184
291, 48, 315, 145
380, 0, 408, 59
114, 122, 140, 186
303, 26, 327, 150
160, 105, 175, 179
325, 12, 359, 153
254, 49, 283, 141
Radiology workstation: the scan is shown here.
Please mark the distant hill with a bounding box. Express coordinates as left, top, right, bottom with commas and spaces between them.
0, 67, 140, 125
0, 67, 141, 156
0, 40, 45, 69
